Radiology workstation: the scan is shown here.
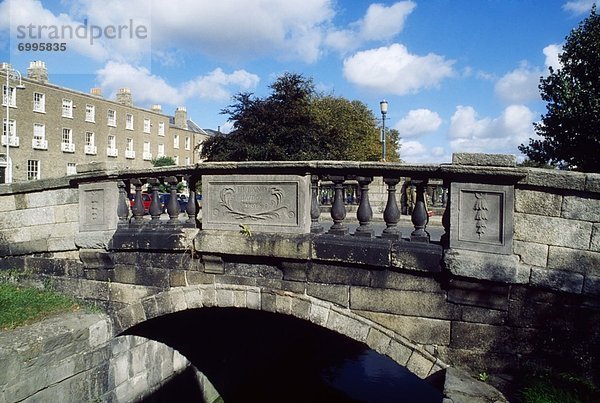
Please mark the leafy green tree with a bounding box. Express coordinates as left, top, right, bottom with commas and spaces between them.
201, 73, 401, 162
151, 156, 176, 167
519, 5, 600, 172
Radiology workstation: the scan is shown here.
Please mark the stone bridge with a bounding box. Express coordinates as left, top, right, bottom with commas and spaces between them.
0, 153, 599, 401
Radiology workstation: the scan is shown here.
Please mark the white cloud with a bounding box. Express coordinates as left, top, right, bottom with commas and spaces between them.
399, 140, 450, 163
1, 0, 151, 64
543, 44, 562, 71
359, 2, 416, 41
147, 0, 335, 63
96, 61, 259, 106
495, 62, 542, 104
182, 68, 260, 101
395, 109, 442, 137
562, 0, 597, 15
343, 44, 455, 95
448, 105, 536, 154
326, 1, 416, 53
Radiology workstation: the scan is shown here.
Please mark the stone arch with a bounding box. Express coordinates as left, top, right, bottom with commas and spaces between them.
112, 283, 448, 379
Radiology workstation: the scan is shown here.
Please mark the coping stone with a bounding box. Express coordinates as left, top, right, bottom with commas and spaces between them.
452, 153, 516, 167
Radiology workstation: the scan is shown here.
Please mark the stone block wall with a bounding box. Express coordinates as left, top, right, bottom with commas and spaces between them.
0, 177, 79, 256
0, 312, 210, 403
513, 170, 600, 296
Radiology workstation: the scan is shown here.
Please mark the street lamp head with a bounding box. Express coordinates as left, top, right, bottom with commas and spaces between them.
379, 99, 388, 115
16, 84, 25, 90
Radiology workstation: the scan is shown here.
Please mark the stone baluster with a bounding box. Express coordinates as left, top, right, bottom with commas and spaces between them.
131, 178, 145, 223
166, 176, 181, 224
440, 181, 450, 247
410, 179, 430, 242
382, 177, 402, 240
185, 174, 199, 227
327, 175, 348, 235
117, 181, 130, 226
311, 175, 323, 234
354, 176, 373, 237
147, 177, 162, 223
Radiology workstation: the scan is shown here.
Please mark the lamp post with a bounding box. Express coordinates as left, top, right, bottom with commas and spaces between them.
3, 65, 25, 183
379, 99, 388, 162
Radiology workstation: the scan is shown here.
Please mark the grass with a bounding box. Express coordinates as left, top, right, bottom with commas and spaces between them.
0, 283, 83, 330
518, 371, 600, 403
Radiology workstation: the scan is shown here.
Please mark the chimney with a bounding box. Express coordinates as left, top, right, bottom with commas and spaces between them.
151, 104, 162, 113
90, 87, 102, 97
175, 106, 188, 129
116, 87, 133, 106
27, 61, 48, 83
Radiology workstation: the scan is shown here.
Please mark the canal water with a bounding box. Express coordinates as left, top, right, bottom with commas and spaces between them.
133, 308, 443, 402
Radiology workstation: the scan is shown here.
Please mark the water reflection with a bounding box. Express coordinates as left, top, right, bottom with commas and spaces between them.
130, 308, 442, 402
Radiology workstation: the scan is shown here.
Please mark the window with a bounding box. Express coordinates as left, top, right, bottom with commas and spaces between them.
126, 114, 134, 130
158, 121, 165, 136
62, 99, 73, 118
157, 143, 165, 158
2, 119, 18, 147
85, 131, 96, 155
143, 118, 151, 133
3, 119, 15, 137
173, 134, 179, 149
107, 109, 116, 126
143, 141, 152, 160
66, 163, 77, 175
27, 160, 40, 180
125, 138, 135, 159
185, 156, 191, 165
185, 136, 191, 150
2, 85, 16, 107
174, 156, 179, 165
32, 124, 47, 150
33, 92, 45, 113
107, 135, 117, 157
61, 128, 74, 152
85, 104, 95, 122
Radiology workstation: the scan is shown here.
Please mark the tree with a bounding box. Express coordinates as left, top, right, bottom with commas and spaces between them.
151, 156, 176, 167
201, 73, 401, 162
519, 5, 600, 172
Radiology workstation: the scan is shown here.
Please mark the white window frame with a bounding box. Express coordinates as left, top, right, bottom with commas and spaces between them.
157, 143, 165, 158
143, 118, 151, 133
158, 121, 165, 136
33, 92, 45, 113
85, 104, 95, 122
107, 109, 116, 127
2, 85, 16, 107
173, 134, 179, 149
126, 114, 134, 130
61, 128, 74, 152
107, 135, 118, 157
27, 160, 40, 180
32, 123, 47, 150
62, 99, 73, 118
85, 131, 96, 155
3, 118, 16, 137
143, 141, 152, 161
173, 156, 179, 165
66, 162, 77, 175
185, 156, 191, 165
185, 136, 191, 150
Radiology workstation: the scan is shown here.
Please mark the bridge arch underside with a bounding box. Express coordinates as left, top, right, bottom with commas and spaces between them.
114, 284, 447, 398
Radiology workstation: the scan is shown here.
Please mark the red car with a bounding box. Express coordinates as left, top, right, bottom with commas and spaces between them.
129, 193, 152, 213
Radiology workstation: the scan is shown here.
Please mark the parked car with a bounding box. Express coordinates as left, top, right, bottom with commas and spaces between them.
129, 193, 152, 213
159, 193, 189, 213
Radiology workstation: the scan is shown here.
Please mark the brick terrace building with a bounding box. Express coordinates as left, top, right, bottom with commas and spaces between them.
1, 61, 210, 182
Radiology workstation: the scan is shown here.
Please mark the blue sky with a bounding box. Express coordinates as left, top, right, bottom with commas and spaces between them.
0, 0, 596, 162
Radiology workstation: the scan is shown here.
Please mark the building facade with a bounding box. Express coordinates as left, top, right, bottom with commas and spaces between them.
1, 61, 209, 182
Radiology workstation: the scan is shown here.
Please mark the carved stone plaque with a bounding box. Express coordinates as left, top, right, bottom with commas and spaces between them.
450, 182, 514, 254
79, 182, 119, 232
202, 175, 311, 233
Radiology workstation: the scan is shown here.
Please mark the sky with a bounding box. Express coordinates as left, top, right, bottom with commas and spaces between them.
0, 0, 597, 163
